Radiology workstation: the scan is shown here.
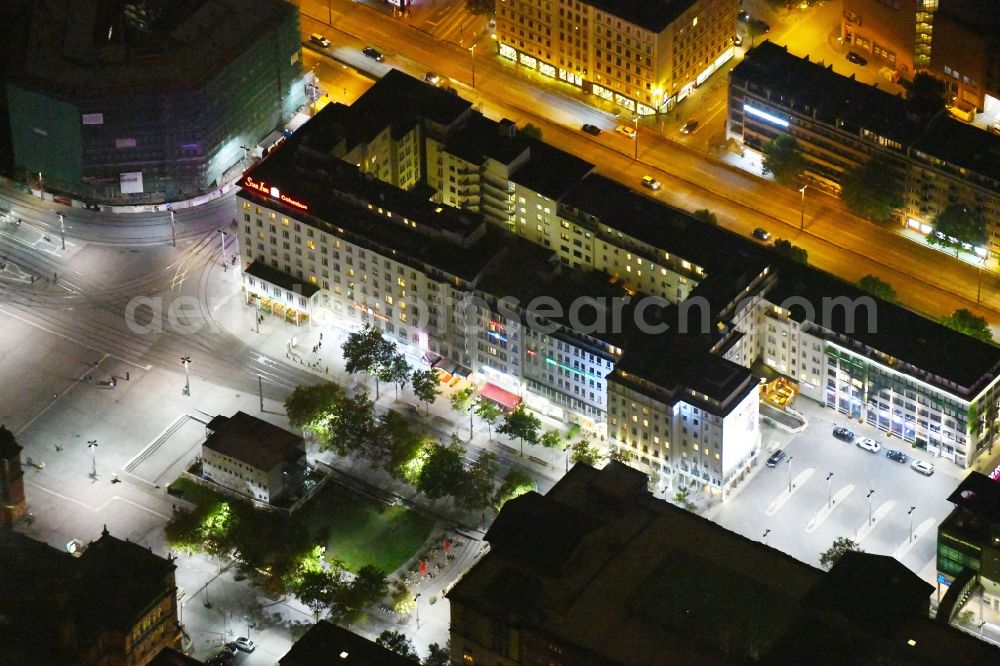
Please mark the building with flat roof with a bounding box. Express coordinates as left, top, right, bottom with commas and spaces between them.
494, 0, 737, 115
447, 462, 998, 664
201, 411, 306, 503
2, 0, 305, 203
278, 621, 417, 665
0, 526, 180, 665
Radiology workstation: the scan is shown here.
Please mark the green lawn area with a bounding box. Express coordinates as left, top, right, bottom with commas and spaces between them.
296, 482, 436, 573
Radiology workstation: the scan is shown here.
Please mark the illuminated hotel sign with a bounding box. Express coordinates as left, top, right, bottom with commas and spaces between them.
243, 176, 309, 211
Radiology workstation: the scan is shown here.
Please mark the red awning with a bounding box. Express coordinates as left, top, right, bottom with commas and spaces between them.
478, 383, 522, 411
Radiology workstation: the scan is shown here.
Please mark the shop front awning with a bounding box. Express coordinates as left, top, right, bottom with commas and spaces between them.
478, 383, 522, 411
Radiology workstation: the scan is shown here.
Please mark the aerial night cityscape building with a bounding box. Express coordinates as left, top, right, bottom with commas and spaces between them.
2, 0, 1000, 664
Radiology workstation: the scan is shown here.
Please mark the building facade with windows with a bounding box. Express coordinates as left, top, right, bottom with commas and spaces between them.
494, 0, 738, 114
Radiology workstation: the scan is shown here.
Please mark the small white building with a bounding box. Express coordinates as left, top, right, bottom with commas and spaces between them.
202, 412, 305, 503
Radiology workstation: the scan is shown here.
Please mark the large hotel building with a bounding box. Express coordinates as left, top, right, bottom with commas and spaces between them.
493, 0, 737, 114
237, 70, 1000, 496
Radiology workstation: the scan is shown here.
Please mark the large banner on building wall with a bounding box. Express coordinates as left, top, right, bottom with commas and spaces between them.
120, 171, 144, 194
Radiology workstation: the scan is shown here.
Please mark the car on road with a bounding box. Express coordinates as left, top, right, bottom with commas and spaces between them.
765, 450, 786, 467
581, 123, 602, 136
734, 34, 743, 47
362, 47, 384, 62
856, 438, 881, 454
751, 227, 771, 241
751, 19, 771, 33
423, 72, 441, 85
832, 427, 855, 442
846, 51, 868, 66
641, 176, 662, 190
234, 637, 256, 653
309, 33, 330, 48
616, 124, 636, 139
911, 459, 935, 476
885, 449, 910, 463
738, 10, 750, 22
680, 120, 699, 134
222, 643, 238, 655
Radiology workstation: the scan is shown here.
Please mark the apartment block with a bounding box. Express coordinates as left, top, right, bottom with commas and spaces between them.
494, 0, 738, 114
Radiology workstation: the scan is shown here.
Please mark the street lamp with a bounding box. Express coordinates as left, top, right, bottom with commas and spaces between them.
563, 444, 571, 472
762, 528, 771, 545
169, 208, 176, 247
218, 229, 228, 266
633, 115, 639, 160
786, 456, 794, 493
470, 42, 477, 89
826, 472, 834, 508
59, 213, 65, 250
414, 593, 421, 629
866, 489, 875, 525
977, 255, 986, 304
180, 356, 192, 396
907, 505, 916, 542
799, 185, 808, 231
87, 439, 98, 478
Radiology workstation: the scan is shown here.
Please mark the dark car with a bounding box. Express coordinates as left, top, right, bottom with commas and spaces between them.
680, 120, 699, 134
581, 123, 602, 136
832, 427, 855, 442
751, 227, 771, 241
886, 449, 910, 464
362, 47, 384, 62
738, 10, 750, 22
765, 450, 786, 468
846, 51, 868, 66
751, 19, 771, 33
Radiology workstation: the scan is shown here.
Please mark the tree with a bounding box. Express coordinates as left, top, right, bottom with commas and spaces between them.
495, 468, 535, 508
941, 308, 993, 342
294, 568, 341, 621
376, 630, 419, 661
906, 72, 949, 118
411, 369, 441, 414
772, 239, 808, 264
927, 204, 987, 254
474, 398, 502, 440
321, 392, 377, 457
376, 410, 427, 477
692, 208, 718, 226
570, 438, 602, 467
342, 323, 396, 399
673, 486, 695, 511
745, 20, 766, 49
284, 383, 344, 433
450, 386, 476, 439
465, 0, 494, 14
350, 564, 389, 606
498, 405, 542, 455
819, 536, 863, 570
459, 450, 499, 511
417, 437, 467, 500
761, 134, 805, 186
381, 353, 411, 399
520, 123, 542, 140
539, 429, 563, 449
856, 275, 897, 303
839, 162, 904, 222
423, 642, 451, 666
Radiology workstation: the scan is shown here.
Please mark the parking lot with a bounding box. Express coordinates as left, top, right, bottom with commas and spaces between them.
713, 397, 963, 585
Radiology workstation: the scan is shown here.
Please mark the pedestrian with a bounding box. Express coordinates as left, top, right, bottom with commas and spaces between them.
30, 275, 35, 284
54, 272, 57, 282
319, 333, 323, 341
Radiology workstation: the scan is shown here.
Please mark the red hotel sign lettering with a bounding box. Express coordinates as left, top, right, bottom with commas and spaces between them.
243, 176, 308, 211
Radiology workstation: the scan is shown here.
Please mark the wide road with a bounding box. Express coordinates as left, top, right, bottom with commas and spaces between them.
299, 0, 1000, 328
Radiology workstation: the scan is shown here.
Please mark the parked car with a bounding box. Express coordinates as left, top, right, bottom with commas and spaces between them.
856, 438, 881, 454
911, 459, 935, 476
616, 124, 637, 139
222, 643, 238, 655
766, 450, 786, 468
734, 34, 743, 47
680, 120, 699, 134
309, 33, 330, 48
423, 72, 441, 85
362, 47, 384, 62
751, 227, 771, 241
990, 123, 1000, 136
832, 427, 855, 442
738, 9, 750, 22
234, 637, 256, 653
885, 449, 910, 464
581, 123, 602, 136
751, 19, 771, 33
846, 51, 868, 66
641, 176, 662, 191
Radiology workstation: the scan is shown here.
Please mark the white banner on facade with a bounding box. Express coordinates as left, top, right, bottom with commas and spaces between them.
82, 113, 104, 125
120, 171, 144, 194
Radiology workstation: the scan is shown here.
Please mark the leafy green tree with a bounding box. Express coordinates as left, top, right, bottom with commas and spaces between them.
390, 579, 415, 613
520, 123, 542, 140
495, 468, 535, 508
692, 208, 718, 226
321, 392, 377, 457
351, 564, 389, 605
423, 642, 451, 666
284, 383, 344, 433
411, 369, 441, 414
762, 134, 806, 186
459, 450, 499, 511
570, 438, 602, 467
474, 398, 503, 440
294, 568, 341, 621
840, 162, 904, 221
772, 238, 808, 264
381, 353, 411, 399
539, 429, 563, 449
498, 405, 542, 455
417, 437, 467, 500
745, 19, 766, 49
342, 323, 396, 399
819, 536, 863, 570
375, 410, 426, 476
673, 486, 695, 511
376, 630, 419, 661
906, 72, 949, 118
927, 204, 987, 253
941, 308, 993, 342
465, 0, 494, 14
450, 386, 476, 439
856, 275, 897, 303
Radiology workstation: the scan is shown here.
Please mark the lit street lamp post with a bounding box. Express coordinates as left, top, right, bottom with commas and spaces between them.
799, 184, 808, 231
786, 456, 794, 493
414, 593, 421, 629
633, 115, 639, 160
59, 213, 65, 250
908, 505, 916, 542
180, 356, 192, 396
87, 439, 98, 478
218, 229, 228, 266
826, 472, 834, 508
563, 444, 571, 472
866, 489, 875, 525
169, 208, 176, 247
470, 42, 477, 88
762, 529, 771, 545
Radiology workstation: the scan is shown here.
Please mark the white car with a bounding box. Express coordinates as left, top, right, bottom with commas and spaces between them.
641, 176, 661, 190
856, 438, 881, 454
911, 459, 935, 476
616, 124, 636, 139
234, 637, 256, 653
309, 33, 330, 48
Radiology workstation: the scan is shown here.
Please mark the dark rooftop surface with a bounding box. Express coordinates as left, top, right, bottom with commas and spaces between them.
0, 425, 21, 458
912, 115, 1000, 184
945, 471, 1000, 516
587, 0, 698, 33
510, 140, 594, 201
150, 648, 203, 666
204, 411, 304, 471
279, 621, 416, 666
445, 113, 531, 166
246, 261, 320, 298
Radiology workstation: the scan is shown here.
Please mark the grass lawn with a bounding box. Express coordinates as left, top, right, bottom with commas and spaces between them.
296, 481, 436, 574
